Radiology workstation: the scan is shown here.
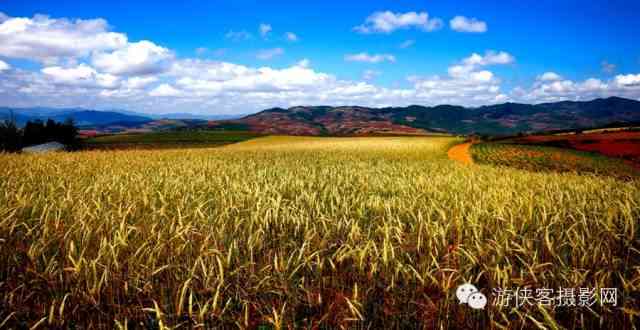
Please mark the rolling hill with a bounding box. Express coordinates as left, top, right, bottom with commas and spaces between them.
0, 107, 151, 127
212, 96, 640, 136
3, 97, 640, 136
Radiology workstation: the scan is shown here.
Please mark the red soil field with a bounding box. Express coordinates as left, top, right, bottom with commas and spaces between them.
511, 131, 640, 168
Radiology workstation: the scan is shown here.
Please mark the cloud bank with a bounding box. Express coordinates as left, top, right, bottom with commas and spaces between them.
0, 12, 639, 115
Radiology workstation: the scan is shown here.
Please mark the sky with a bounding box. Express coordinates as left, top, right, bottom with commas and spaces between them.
0, 0, 639, 115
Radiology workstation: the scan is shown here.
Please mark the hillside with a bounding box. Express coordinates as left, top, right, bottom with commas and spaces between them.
212, 97, 640, 136
4, 97, 640, 136
0, 107, 152, 127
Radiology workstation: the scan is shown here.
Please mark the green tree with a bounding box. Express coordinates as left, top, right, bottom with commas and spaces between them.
0, 111, 22, 152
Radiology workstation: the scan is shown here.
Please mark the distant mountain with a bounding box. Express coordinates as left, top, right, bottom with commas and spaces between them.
211, 97, 640, 136
153, 113, 243, 120
0, 107, 152, 127
3, 97, 640, 136
0, 107, 245, 128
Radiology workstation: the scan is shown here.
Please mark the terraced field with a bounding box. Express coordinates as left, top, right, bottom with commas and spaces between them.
84, 130, 260, 150
471, 143, 639, 180
507, 131, 640, 169
1, 136, 639, 329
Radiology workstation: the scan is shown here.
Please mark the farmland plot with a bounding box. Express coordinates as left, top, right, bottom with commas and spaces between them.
0, 136, 639, 329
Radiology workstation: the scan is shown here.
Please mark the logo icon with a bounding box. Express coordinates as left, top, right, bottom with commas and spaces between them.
456, 283, 487, 309
467, 292, 487, 309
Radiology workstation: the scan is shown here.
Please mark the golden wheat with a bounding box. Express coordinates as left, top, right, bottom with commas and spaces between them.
0, 136, 638, 329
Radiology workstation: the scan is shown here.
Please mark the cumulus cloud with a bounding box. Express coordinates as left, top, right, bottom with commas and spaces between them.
259, 23, 272, 38
296, 59, 310, 67
149, 83, 182, 97
354, 11, 443, 34
0, 46, 520, 113
170, 59, 254, 81
285, 32, 298, 42
513, 72, 640, 103
256, 48, 284, 60
225, 30, 252, 41
0, 13, 127, 63
449, 16, 487, 33
172, 59, 334, 94
92, 40, 173, 76
517, 78, 606, 102
614, 74, 640, 87
0, 60, 10, 72
601, 60, 616, 74
408, 50, 515, 105
124, 76, 158, 89
446, 51, 514, 81
537, 72, 562, 81
362, 69, 380, 80
1, 12, 638, 115
345, 53, 396, 63
41, 63, 120, 89
461, 51, 514, 66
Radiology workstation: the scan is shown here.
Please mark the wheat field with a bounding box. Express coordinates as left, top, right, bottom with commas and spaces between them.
1, 136, 639, 329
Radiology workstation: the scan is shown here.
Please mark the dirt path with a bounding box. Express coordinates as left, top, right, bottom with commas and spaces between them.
448, 142, 473, 165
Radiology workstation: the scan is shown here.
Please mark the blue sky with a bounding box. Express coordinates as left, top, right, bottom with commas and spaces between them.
0, 0, 639, 114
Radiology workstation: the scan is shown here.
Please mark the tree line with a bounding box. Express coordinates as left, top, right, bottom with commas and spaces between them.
0, 113, 79, 152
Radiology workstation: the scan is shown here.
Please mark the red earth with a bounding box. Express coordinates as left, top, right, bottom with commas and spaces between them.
510, 131, 640, 168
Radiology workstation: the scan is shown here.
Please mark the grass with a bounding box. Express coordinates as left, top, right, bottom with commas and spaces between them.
471, 143, 639, 180
84, 130, 260, 149
0, 136, 639, 329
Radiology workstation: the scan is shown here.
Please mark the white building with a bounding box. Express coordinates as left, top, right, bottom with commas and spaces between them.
21, 141, 65, 154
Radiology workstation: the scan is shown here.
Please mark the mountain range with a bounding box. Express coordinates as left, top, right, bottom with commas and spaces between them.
0, 107, 242, 128
212, 96, 640, 136
2, 97, 640, 136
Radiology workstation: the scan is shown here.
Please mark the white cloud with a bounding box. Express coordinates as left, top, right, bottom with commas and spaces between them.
170, 59, 254, 81
408, 51, 514, 104
0, 13, 127, 63
195, 47, 208, 56
256, 48, 284, 60
0, 46, 520, 113
2, 12, 638, 115
582, 78, 608, 90
449, 16, 487, 33
296, 59, 310, 67
0, 60, 10, 72
285, 32, 298, 42
124, 76, 158, 89
614, 74, 640, 87
259, 23, 272, 38
537, 72, 562, 81
411, 74, 505, 104
461, 51, 514, 66
354, 11, 443, 34
601, 60, 616, 74
173, 59, 334, 94
362, 69, 380, 80
92, 40, 173, 76
447, 51, 514, 80
149, 83, 182, 97
345, 53, 396, 63
225, 30, 252, 41
399, 40, 415, 49
513, 73, 640, 103
41, 63, 119, 89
